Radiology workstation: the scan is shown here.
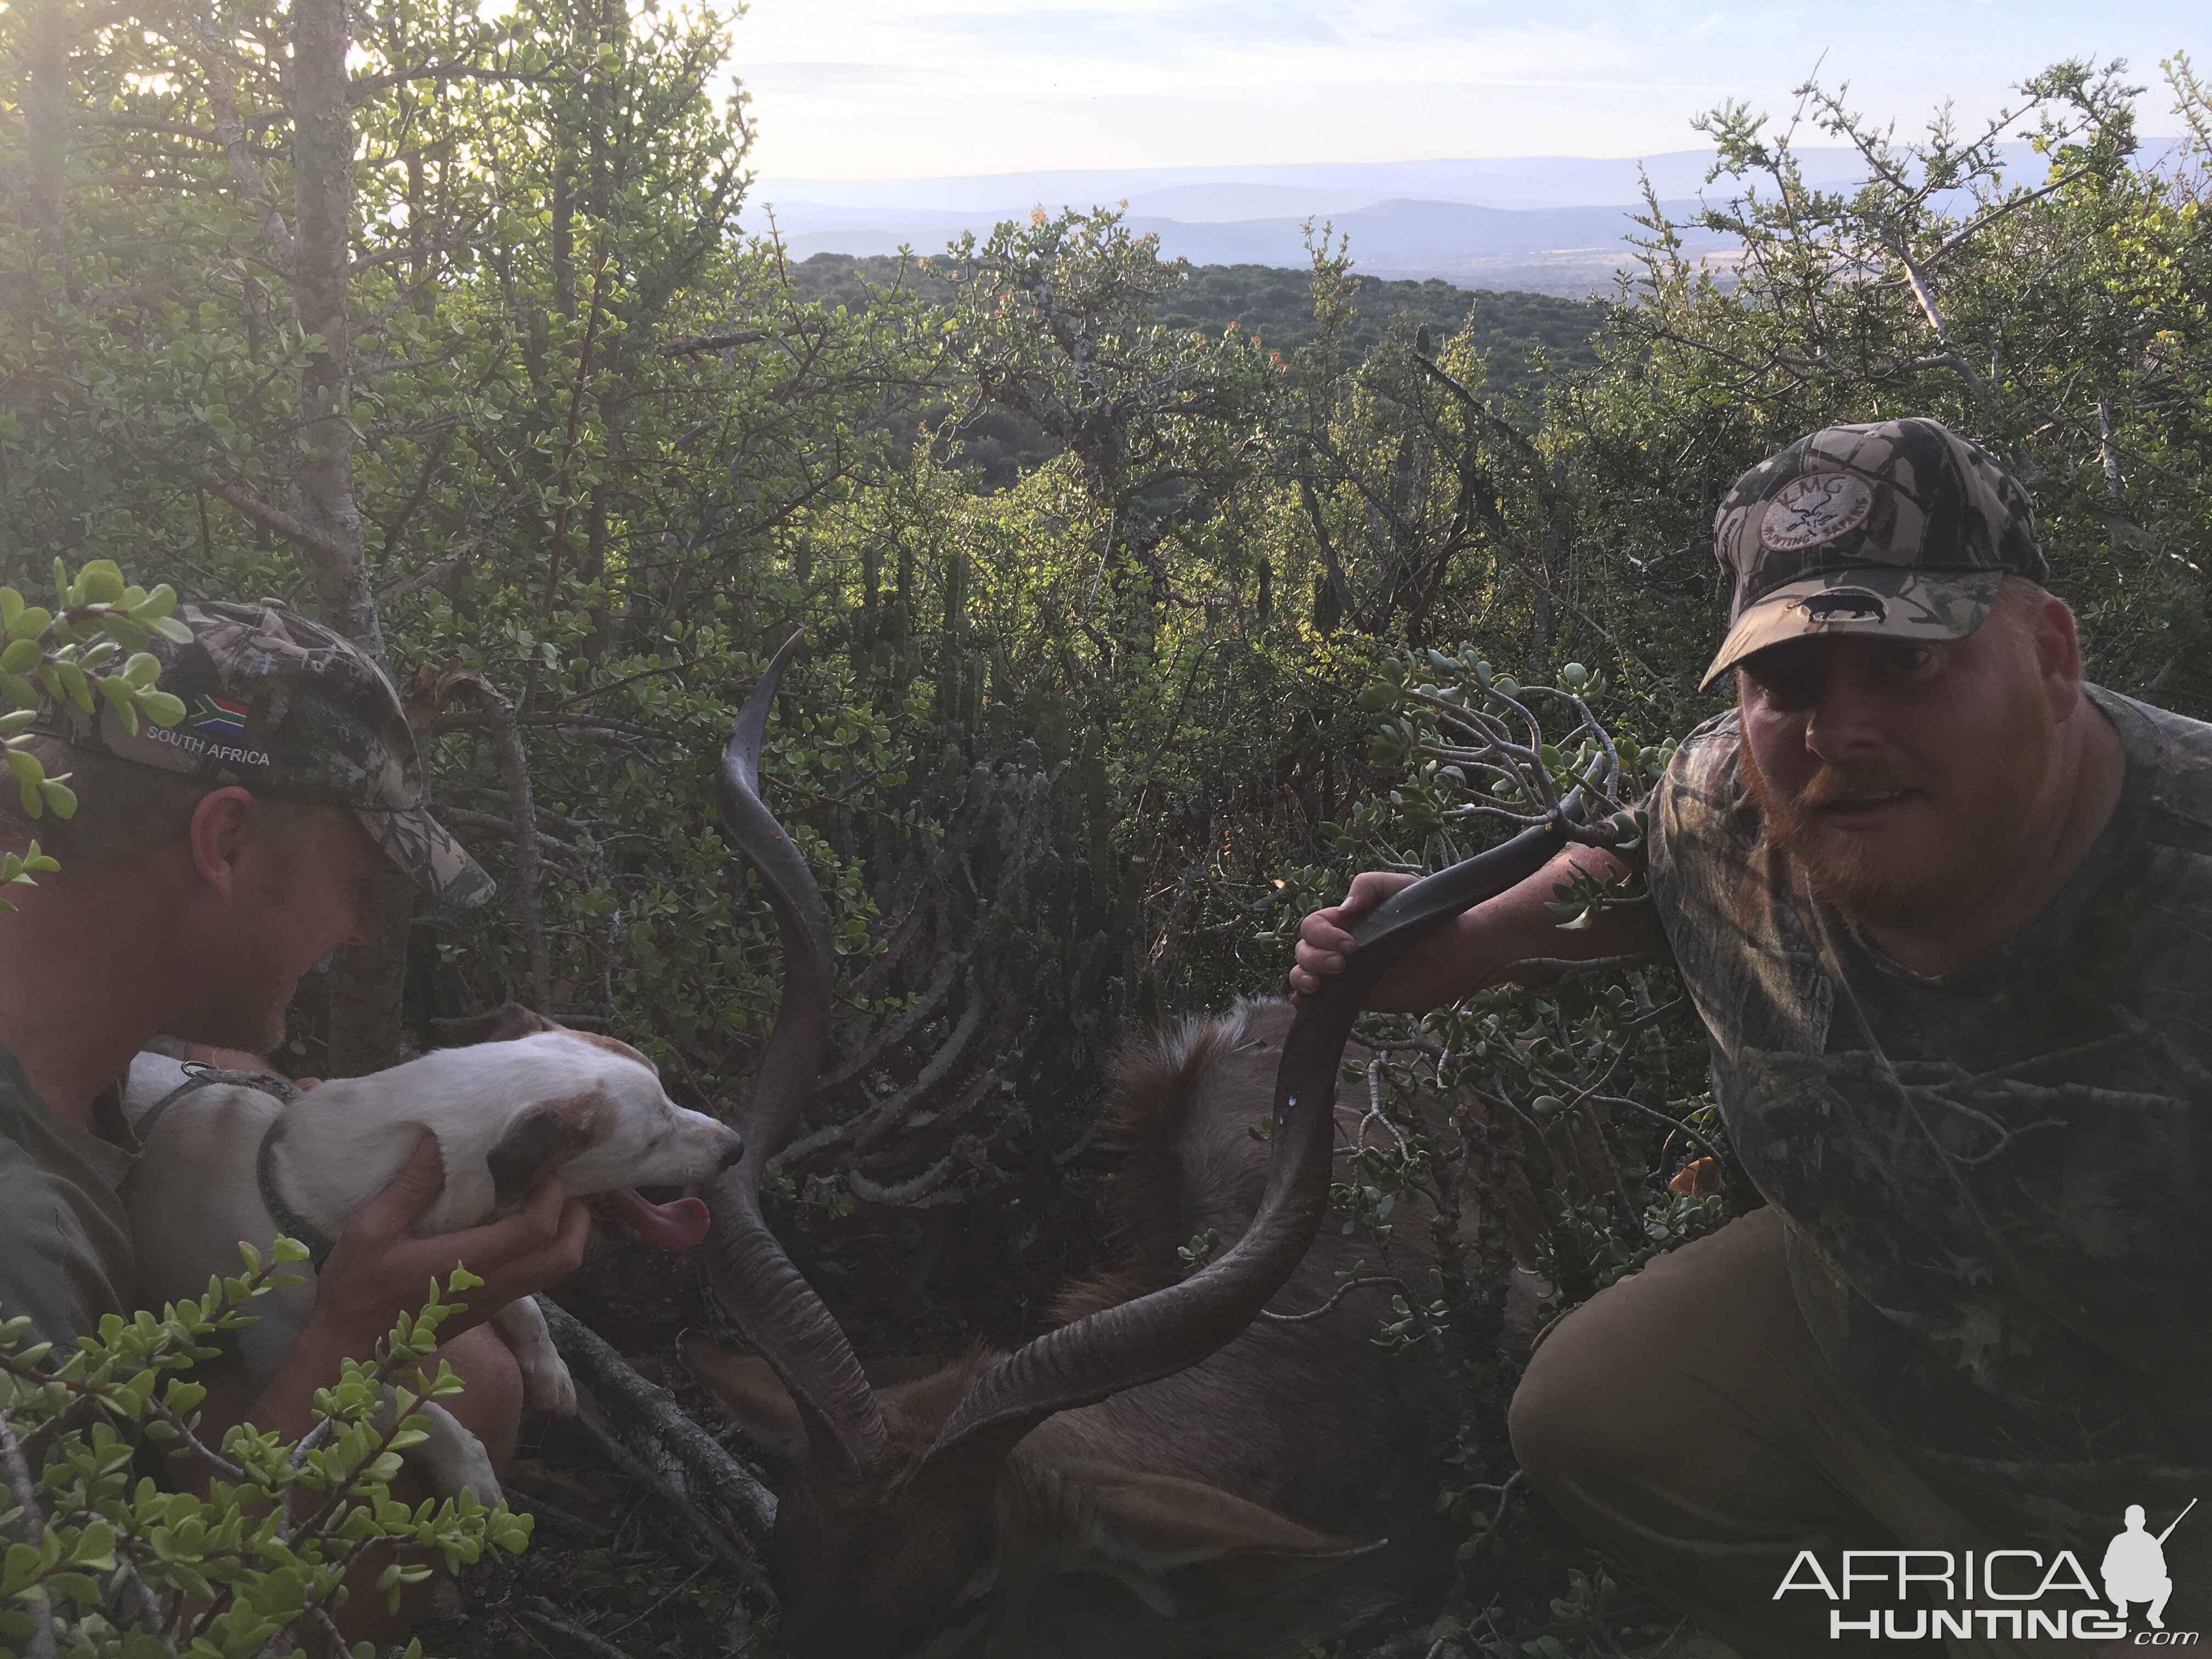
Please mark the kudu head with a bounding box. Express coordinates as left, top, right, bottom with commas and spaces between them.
701, 634, 1589, 1657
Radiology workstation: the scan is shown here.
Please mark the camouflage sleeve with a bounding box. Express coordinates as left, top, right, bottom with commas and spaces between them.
1640, 711, 1746, 945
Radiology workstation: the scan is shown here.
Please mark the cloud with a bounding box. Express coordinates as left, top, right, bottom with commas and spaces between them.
729, 0, 2200, 177
746, 61, 961, 88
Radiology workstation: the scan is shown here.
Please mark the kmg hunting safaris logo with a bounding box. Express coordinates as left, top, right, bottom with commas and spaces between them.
1775, 1503, 2199, 1644
185, 692, 251, 738
1759, 472, 1876, 552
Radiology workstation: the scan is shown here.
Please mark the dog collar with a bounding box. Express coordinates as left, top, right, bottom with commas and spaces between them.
133, 1062, 332, 1271
254, 1115, 337, 1272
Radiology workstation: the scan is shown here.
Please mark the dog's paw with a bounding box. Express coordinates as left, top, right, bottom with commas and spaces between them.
522, 1353, 578, 1419
493, 1297, 578, 1418
408, 1399, 505, 1508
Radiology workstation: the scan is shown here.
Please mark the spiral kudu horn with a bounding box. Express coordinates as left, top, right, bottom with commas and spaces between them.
710, 634, 1601, 1486
916, 794, 1594, 1479
706, 633, 888, 1472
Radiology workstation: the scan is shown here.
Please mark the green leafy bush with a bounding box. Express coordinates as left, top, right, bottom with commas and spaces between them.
0, 558, 190, 868
0, 1248, 531, 1658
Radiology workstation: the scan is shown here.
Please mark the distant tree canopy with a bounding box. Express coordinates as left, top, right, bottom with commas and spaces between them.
787, 251, 1604, 486
788, 252, 1603, 391
2, 3, 2208, 1647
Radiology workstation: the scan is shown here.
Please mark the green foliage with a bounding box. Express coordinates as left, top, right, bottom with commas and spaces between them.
787, 252, 1604, 484
1176, 1229, 1221, 1272
1594, 54, 2212, 715
0, 559, 188, 829
1159, 265, 1603, 395
0, 1249, 528, 1656
790, 252, 1603, 395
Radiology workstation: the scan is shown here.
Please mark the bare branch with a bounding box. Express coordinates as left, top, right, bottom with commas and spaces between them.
194, 477, 352, 566
516, 1601, 634, 1659
426, 670, 550, 1002
662, 330, 769, 357
1256, 1274, 1404, 1324
348, 63, 557, 99
180, 21, 295, 272
0, 1413, 58, 1659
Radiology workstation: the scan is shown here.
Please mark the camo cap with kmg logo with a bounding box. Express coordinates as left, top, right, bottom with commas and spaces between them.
32, 599, 494, 909
1700, 418, 2049, 689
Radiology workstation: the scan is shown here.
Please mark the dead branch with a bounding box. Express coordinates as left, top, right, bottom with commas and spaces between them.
517, 1600, 633, 1659
565, 1395, 766, 1590
540, 1298, 776, 1537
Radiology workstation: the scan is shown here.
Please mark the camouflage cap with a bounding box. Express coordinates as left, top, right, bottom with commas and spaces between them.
33, 599, 494, 909
1700, 418, 2047, 689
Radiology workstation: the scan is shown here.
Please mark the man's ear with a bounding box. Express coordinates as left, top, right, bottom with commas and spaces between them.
2034, 588, 2086, 716
433, 1001, 562, 1047
1009, 1461, 1380, 1616
485, 1103, 594, 1209
185, 787, 261, 895
682, 1336, 809, 1464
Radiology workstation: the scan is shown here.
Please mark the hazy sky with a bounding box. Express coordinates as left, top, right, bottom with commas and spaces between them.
730, 0, 2200, 180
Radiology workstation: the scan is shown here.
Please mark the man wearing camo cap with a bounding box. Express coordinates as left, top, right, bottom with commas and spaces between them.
1295, 419, 2211, 1655
0, 601, 586, 1584
35, 597, 496, 913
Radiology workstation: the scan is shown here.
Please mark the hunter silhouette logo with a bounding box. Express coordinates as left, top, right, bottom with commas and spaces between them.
1796, 589, 1888, 625
1760, 471, 1875, 552
2105, 1500, 2195, 1632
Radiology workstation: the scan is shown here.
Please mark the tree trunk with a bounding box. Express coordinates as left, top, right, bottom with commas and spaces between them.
21, 0, 71, 281
287, 0, 408, 1070
288, 0, 379, 653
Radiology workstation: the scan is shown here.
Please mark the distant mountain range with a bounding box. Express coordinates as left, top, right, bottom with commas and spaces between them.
746, 146, 2049, 296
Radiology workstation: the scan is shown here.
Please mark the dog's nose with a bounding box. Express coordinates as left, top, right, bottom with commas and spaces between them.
718, 1133, 746, 1172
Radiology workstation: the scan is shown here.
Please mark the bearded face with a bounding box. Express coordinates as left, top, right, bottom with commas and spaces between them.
1735, 612, 2064, 933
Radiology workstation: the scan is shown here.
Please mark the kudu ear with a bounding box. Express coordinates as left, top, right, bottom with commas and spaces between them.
1023, 1463, 1379, 1616
434, 1001, 563, 1047
682, 1336, 810, 1465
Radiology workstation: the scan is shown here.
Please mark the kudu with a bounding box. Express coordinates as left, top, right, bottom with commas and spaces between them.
691, 636, 1589, 1657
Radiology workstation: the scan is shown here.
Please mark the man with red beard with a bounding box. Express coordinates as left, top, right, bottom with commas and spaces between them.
1293, 420, 2205, 1656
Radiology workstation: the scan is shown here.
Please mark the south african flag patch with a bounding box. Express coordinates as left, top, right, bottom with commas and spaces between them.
187, 693, 251, 738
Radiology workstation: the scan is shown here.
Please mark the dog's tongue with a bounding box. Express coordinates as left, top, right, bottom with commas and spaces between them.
603, 1187, 711, 1250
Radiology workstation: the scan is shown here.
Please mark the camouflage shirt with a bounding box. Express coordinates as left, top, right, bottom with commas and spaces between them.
1646, 685, 2211, 1534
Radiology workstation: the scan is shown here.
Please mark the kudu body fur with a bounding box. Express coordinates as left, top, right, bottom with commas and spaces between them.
695, 636, 1588, 1657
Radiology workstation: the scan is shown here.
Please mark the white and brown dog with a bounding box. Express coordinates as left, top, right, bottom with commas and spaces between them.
120, 1004, 742, 1504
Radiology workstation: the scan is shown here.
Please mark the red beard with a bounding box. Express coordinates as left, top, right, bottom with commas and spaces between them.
1740, 672, 2059, 932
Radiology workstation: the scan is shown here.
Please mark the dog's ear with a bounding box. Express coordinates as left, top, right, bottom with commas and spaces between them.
486, 1103, 594, 1208
433, 1002, 562, 1048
